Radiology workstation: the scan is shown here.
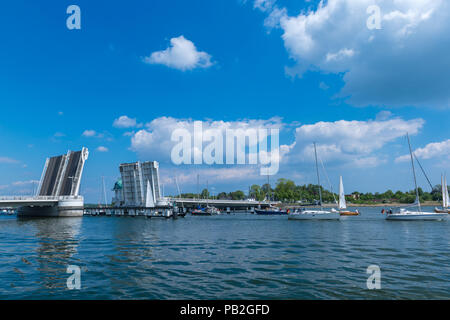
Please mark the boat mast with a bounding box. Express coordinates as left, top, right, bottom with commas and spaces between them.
443, 174, 449, 209
442, 174, 445, 208
314, 143, 323, 209
339, 176, 346, 210
102, 175, 107, 207
446, 174, 449, 209
196, 173, 200, 207
446, 175, 450, 209
407, 133, 421, 212
175, 177, 184, 212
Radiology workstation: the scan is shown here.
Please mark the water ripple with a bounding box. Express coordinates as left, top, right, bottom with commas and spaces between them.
1, 207, 449, 299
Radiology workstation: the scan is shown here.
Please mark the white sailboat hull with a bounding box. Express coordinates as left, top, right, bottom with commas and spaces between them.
435, 207, 450, 214
386, 211, 447, 221
288, 210, 340, 220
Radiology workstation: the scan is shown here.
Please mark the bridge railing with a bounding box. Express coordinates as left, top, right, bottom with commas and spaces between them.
168, 198, 277, 204
0, 195, 84, 201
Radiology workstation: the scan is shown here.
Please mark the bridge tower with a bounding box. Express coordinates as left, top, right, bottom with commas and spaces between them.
15, 148, 89, 217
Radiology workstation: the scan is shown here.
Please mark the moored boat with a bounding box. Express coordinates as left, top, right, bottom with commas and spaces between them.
191, 206, 219, 216
385, 134, 445, 221
255, 206, 287, 215
339, 210, 360, 216
288, 208, 340, 220
435, 174, 449, 213
288, 142, 340, 221
386, 208, 447, 221
191, 208, 211, 216
337, 176, 360, 216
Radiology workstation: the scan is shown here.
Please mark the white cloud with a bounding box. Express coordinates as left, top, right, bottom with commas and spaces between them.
319, 81, 329, 90
12, 180, 39, 186
113, 115, 138, 128
160, 166, 260, 186
285, 116, 424, 167
82, 130, 106, 139
264, 7, 287, 29
375, 110, 393, 121
144, 36, 213, 71
123, 131, 135, 137
325, 48, 355, 62
130, 116, 285, 164
0, 157, 19, 164
395, 139, 450, 163
128, 115, 424, 171
254, 0, 275, 12
264, 0, 450, 108
82, 130, 97, 137
96, 146, 109, 152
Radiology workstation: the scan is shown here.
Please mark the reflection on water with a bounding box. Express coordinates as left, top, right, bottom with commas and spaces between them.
1, 207, 450, 299
0, 217, 82, 298
25, 218, 82, 290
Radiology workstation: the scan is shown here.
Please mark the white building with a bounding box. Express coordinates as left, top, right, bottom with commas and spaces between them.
118, 161, 164, 207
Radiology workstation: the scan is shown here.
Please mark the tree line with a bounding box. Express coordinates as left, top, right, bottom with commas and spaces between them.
176, 178, 448, 204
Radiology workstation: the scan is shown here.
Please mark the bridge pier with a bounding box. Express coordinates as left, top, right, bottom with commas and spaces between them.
17, 197, 84, 217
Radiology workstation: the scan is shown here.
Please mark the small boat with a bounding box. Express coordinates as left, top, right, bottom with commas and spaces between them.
255, 206, 287, 215
191, 208, 209, 216
435, 174, 450, 213
289, 208, 340, 220
177, 212, 187, 217
205, 206, 219, 215
288, 142, 340, 221
337, 176, 360, 216
386, 208, 447, 221
191, 210, 212, 216
191, 206, 219, 216
385, 134, 446, 221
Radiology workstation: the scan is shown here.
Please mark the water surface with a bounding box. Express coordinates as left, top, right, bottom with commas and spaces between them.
1, 207, 449, 299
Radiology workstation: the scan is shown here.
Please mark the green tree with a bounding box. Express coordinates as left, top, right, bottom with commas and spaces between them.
274, 179, 298, 202
229, 190, 245, 200
217, 192, 228, 200
200, 188, 210, 199
250, 185, 265, 201
262, 183, 273, 200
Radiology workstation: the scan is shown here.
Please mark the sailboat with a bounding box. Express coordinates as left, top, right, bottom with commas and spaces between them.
435, 174, 450, 213
337, 176, 360, 216
174, 177, 187, 218
288, 143, 340, 220
191, 180, 219, 216
386, 134, 447, 221
204, 181, 220, 215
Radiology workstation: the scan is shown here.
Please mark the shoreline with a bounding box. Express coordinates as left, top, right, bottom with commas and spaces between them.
283, 201, 441, 208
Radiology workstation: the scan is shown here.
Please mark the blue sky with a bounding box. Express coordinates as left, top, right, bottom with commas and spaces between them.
0, 0, 448, 202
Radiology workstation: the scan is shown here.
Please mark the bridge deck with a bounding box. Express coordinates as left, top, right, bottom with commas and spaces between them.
0, 196, 82, 208
169, 198, 277, 209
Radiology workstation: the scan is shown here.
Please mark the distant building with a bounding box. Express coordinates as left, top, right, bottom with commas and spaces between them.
347, 193, 360, 200
112, 179, 124, 206
118, 161, 163, 207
